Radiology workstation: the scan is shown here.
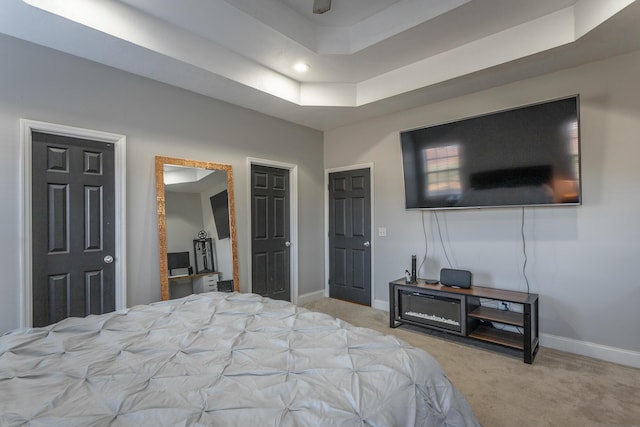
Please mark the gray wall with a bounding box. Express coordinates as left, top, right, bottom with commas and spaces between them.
165, 191, 202, 299
0, 34, 324, 332
325, 50, 640, 357
165, 191, 203, 269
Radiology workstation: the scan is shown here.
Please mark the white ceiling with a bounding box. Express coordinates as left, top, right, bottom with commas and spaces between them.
1, 0, 639, 130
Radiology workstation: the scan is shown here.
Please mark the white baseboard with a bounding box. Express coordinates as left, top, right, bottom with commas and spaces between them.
540, 333, 640, 369
297, 290, 326, 305
373, 299, 639, 369
373, 299, 389, 312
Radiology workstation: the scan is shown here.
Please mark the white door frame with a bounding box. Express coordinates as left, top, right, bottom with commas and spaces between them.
246, 158, 298, 304
19, 119, 127, 327
325, 163, 375, 305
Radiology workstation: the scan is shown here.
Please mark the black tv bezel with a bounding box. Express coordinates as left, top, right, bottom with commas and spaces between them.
167, 251, 190, 271
400, 95, 582, 211
209, 190, 230, 240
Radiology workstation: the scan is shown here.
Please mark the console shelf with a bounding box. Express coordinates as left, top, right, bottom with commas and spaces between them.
389, 278, 539, 364
468, 306, 523, 327
468, 325, 524, 350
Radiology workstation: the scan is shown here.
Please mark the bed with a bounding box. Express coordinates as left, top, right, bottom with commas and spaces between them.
0, 292, 480, 426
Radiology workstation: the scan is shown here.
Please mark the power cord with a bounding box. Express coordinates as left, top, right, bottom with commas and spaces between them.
521, 207, 530, 294
419, 210, 429, 275
434, 211, 453, 268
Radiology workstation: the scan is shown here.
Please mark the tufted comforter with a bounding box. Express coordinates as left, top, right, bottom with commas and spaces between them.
0, 292, 479, 426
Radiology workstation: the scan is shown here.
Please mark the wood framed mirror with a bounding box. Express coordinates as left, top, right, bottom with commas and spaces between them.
156, 156, 239, 300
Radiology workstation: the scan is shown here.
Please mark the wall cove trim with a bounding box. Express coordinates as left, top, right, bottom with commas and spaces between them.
373, 299, 389, 312
297, 290, 325, 305
540, 333, 640, 369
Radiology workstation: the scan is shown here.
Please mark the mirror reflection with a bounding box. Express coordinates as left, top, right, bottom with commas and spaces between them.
156, 156, 239, 300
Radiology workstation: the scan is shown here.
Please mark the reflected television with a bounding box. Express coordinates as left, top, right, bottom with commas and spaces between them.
400, 96, 581, 210
167, 251, 190, 276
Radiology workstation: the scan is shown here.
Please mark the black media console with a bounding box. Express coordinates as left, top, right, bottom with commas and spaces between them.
389, 278, 539, 364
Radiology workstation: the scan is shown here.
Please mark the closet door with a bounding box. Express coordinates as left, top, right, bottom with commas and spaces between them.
328, 168, 371, 306
251, 164, 291, 301
31, 132, 116, 326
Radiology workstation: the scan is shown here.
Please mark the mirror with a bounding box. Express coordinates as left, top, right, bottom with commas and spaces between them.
156, 156, 239, 300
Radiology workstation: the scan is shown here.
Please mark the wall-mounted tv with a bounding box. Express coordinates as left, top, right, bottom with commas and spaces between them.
400, 96, 581, 210
167, 251, 190, 275
209, 190, 230, 239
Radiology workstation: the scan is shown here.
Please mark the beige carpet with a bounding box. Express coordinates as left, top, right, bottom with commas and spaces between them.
300, 298, 640, 427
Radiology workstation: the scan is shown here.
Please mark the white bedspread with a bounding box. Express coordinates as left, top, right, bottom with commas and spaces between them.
0, 292, 479, 426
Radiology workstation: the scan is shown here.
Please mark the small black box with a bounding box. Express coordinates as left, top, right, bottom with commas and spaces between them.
440, 268, 472, 288
217, 280, 235, 293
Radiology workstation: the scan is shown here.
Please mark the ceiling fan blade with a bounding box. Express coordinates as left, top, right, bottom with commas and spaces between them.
313, 0, 331, 14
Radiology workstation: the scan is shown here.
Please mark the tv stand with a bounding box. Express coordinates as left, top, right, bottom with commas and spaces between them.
389, 278, 539, 364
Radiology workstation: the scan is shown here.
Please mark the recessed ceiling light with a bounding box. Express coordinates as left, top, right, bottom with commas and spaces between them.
293, 62, 310, 73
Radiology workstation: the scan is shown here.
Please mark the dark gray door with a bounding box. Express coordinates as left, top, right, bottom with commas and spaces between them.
251, 164, 291, 301
329, 168, 371, 305
31, 132, 116, 327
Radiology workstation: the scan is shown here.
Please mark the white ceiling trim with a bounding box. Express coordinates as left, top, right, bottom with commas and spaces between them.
23, 0, 302, 103
316, 0, 472, 54
1, 0, 637, 130
356, 8, 576, 106
574, 0, 636, 37
217, 0, 471, 55
19, 0, 633, 109
355, 0, 636, 105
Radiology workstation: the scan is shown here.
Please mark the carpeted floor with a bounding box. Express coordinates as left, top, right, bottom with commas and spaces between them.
300, 298, 640, 427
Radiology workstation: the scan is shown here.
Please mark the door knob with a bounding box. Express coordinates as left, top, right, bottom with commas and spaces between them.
363, 241, 370, 247
104, 255, 114, 264
285, 241, 291, 247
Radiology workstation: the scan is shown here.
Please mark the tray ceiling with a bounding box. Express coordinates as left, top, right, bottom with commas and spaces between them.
1, 0, 639, 130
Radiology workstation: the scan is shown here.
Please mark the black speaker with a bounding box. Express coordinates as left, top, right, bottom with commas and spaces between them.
411, 255, 417, 283
440, 268, 472, 288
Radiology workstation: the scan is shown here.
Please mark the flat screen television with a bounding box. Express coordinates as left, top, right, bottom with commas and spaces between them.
209, 190, 230, 239
400, 96, 581, 210
167, 251, 190, 273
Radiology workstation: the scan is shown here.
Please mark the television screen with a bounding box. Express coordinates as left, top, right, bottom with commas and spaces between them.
400, 96, 581, 210
167, 251, 190, 270
210, 190, 230, 239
